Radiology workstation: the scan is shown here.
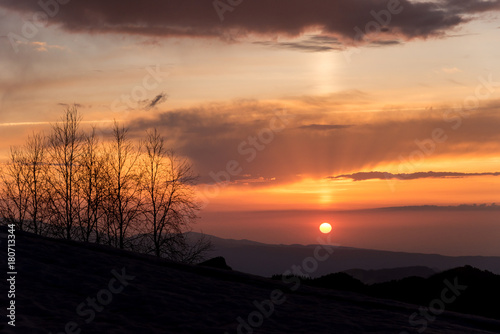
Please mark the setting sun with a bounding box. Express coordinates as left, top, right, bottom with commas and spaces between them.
319, 222, 332, 234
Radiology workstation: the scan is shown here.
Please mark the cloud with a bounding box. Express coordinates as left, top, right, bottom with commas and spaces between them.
447, 78, 467, 86
233, 176, 277, 185
295, 90, 372, 107
122, 97, 500, 185
254, 35, 343, 52
58, 103, 83, 108
442, 67, 462, 74
369, 203, 500, 211
298, 124, 352, 131
329, 171, 500, 181
145, 92, 168, 110
29, 41, 66, 52
5, 40, 67, 52
368, 39, 402, 47
2, 0, 500, 47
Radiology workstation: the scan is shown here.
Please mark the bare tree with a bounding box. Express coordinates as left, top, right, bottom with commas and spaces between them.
78, 127, 107, 242
23, 132, 49, 235
0, 109, 211, 262
0, 147, 30, 230
0, 132, 48, 234
140, 129, 209, 261
104, 121, 142, 249
175, 232, 213, 264
47, 106, 83, 240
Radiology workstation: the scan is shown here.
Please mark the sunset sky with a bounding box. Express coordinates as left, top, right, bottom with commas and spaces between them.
1, 0, 499, 255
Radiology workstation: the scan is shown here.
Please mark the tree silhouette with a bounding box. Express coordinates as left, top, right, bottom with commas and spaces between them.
23, 132, 49, 235
0, 146, 30, 230
47, 106, 83, 240
78, 127, 107, 243
140, 129, 200, 259
104, 121, 143, 249
0, 107, 211, 262
0, 132, 49, 235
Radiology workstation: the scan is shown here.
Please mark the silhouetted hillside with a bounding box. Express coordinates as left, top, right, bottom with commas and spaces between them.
343, 266, 436, 284
197, 256, 232, 270
370, 266, 500, 320
273, 272, 365, 292
2, 226, 500, 333
274, 266, 500, 321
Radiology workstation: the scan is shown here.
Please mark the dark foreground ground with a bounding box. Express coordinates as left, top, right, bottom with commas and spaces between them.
1, 227, 500, 334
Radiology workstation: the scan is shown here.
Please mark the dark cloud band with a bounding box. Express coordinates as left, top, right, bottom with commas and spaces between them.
2, 0, 500, 46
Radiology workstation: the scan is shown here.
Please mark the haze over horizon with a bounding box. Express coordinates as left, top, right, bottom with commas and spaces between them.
1, 0, 499, 256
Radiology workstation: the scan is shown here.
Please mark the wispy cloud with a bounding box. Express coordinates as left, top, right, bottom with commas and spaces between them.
447, 78, 467, 86
298, 124, 352, 131
58, 103, 83, 108
0, 120, 115, 127
145, 92, 168, 110
254, 35, 343, 52
442, 67, 462, 74
29, 41, 66, 52
10, 40, 67, 52
368, 40, 402, 47
329, 171, 500, 181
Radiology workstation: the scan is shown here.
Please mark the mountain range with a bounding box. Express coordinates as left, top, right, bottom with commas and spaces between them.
197, 232, 500, 278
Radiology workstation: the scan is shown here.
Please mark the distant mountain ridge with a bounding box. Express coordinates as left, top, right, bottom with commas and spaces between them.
188, 232, 500, 277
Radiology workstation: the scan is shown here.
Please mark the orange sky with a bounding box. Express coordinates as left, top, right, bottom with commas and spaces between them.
1, 0, 499, 254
